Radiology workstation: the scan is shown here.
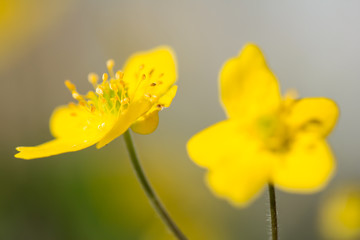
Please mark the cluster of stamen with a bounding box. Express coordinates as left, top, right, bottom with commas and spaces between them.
65, 59, 166, 116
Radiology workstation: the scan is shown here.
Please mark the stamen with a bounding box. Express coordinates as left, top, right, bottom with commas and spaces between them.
86, 91, 96, 99
96, 86, 104, 95
150, 82, 157, 87
115, 71, 124, 80
106, 59, 115, 78
72, 92, 81, 100
110, 82, 118, 92
157, 104, 164, 110
142, 74, 146, 80
65, 80, 76, 92
102, 73, 108, 82
88, 73, 99, 88
121, 97, 129, 104
149, 69, 154, 77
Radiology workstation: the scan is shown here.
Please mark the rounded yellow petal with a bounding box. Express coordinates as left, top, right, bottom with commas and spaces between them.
286, 97, 339, 137
220, 43, 281, 121
131, 110, 159, 135
187, 120, 240, 168
272, 133, 335, 192
187, 120, 272, 205
123, 46, 177, 101
206, 160, 270, 206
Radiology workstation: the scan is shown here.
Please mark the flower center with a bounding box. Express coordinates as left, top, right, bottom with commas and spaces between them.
256, 114, 292, 153
64, 59, 165, 116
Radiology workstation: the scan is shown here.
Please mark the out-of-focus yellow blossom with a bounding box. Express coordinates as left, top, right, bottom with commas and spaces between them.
187, 43, 339, 206
15, 47, 177, 159
0, 0, 71, 70
319, 186, 360, 240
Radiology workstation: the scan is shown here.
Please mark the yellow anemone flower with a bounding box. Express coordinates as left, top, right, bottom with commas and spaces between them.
16, 47, 177, 160
187, 43, 339, 206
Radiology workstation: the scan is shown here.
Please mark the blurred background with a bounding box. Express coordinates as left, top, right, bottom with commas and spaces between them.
1, 0, 360, 239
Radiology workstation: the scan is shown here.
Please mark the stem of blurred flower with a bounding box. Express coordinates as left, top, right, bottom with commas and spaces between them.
123, 130, 188, 240
268, 184, 278, 240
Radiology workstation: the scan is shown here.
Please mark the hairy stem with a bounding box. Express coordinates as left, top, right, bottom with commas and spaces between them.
268, 184, 278, 240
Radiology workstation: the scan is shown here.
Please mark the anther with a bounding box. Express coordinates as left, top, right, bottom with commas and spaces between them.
150, 82, 157, 86
96, 86, 104, 95
72, 92, 81, 100
144, 93, 152, 98
106, 59, 115, 78
106, 59, 115, 70
159, 73, 164, 78
139, 64, 145, 70
141, 74, 146, 80
115, 71, 124, 80
102, 73, 108, 82
157, 104, 164, 110
88, 73, 99, 86
65, 80, 76, 91
149, 69, 154, 77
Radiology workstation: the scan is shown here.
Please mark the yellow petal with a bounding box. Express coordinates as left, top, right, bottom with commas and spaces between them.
286, 97, 339, 137
206, 160, 269, 206
15, 138, 99, 160
220, 43, 281, 122
15, 105, 115, 160
131, 85, 177, 135
123, 46, 177, 101
272, 133, 335, 192
187, 120, 239, 168
50, 105, 112, 138
187, 120, 272, 205
158, 85, 178, 108
96, 99, 152, 148
131, 110, 159, 135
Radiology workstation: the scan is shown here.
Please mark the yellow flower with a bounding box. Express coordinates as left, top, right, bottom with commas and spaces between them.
15, 47, 177, 160
319, 186, 360, 240
187, 43, 339, 206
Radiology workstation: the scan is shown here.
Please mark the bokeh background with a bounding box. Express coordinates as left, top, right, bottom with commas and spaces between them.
1, 1, 360, 239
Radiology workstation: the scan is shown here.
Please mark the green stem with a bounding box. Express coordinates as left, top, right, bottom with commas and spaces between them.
268, 184, 278, 240
123, 130, 187, 240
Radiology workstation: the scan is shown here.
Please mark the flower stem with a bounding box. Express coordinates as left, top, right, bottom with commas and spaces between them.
123, 130, 187, 240
268, 184, 278, 240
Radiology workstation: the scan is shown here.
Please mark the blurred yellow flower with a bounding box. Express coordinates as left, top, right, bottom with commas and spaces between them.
187, 43, 339, 206
15, 47, 177, 159
0, 0, 72, 71
319, 186, 360, 240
